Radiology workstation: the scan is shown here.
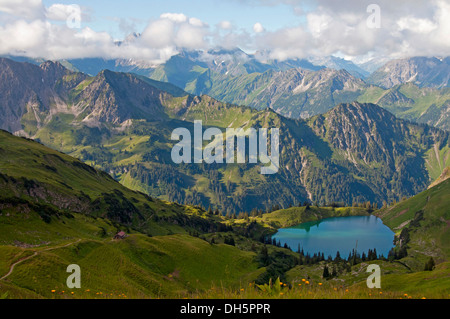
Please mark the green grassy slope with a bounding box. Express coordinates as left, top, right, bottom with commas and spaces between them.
0, 129, 223, 237
375, 178, 450, 270
0, 232, 262, 299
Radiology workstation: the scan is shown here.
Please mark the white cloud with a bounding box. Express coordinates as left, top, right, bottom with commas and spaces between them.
141, 13, 208, 51
254, 0, 450, 60
0, 0, 45, 20
0, 19, 48, 54
160, 12, 187, 23
0, 4, 210, 63
46, 3, 79, 21
189, 17, 206, 27
0, 0, 449, 64
140, 19, 175, 49
253, 22, 265, 33
256, 25, 311, 60
175, 23, 208, 49
218, 20, 232, 30
397, 16, 437, 34
307, 12, 332, 38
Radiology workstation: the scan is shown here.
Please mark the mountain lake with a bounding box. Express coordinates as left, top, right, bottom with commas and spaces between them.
271, 215, 395, 259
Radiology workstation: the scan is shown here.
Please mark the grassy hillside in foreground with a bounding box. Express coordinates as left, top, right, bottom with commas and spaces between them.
375, 178, 450, 271
0, 233, 263, 299
1, 194, 448, 299
0, 129, 263, 298
2, 204, 447, 300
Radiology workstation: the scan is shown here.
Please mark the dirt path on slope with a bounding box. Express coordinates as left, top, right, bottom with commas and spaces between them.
0, 239, 82, 281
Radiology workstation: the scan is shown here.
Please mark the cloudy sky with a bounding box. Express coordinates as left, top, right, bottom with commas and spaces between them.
0, 0, 449, 64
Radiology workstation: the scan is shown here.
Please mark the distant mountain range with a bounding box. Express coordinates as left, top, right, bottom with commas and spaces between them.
142, 51, 450, 130
4, 51, 449, 130
0, 57, 449, 214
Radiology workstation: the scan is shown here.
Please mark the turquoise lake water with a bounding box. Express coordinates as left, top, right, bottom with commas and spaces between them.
271, 215, 395, 258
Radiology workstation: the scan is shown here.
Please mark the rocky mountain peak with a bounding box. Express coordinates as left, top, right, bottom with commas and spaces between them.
76, 69, 167, 125
39, 60, 72, 86
368, 56, 450, 89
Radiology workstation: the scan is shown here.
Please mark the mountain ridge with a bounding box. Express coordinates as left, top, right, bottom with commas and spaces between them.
4, 53, 450, 131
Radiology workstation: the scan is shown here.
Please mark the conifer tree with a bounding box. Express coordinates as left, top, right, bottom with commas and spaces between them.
323, 265, 330, 279
331, 266, 337, 278
335, 251, 341, 262
424, 257, 435, 271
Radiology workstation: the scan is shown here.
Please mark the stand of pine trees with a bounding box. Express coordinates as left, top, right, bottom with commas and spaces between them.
258, 234, 386, 279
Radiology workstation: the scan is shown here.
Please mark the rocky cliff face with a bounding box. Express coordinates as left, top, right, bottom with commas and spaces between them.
206, 67, 367, 119
0, 59, 70, 132
367, 57, 450, 89
312, 102, 406, 165
75, 70, 168, 125
0, 59, 170, 133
